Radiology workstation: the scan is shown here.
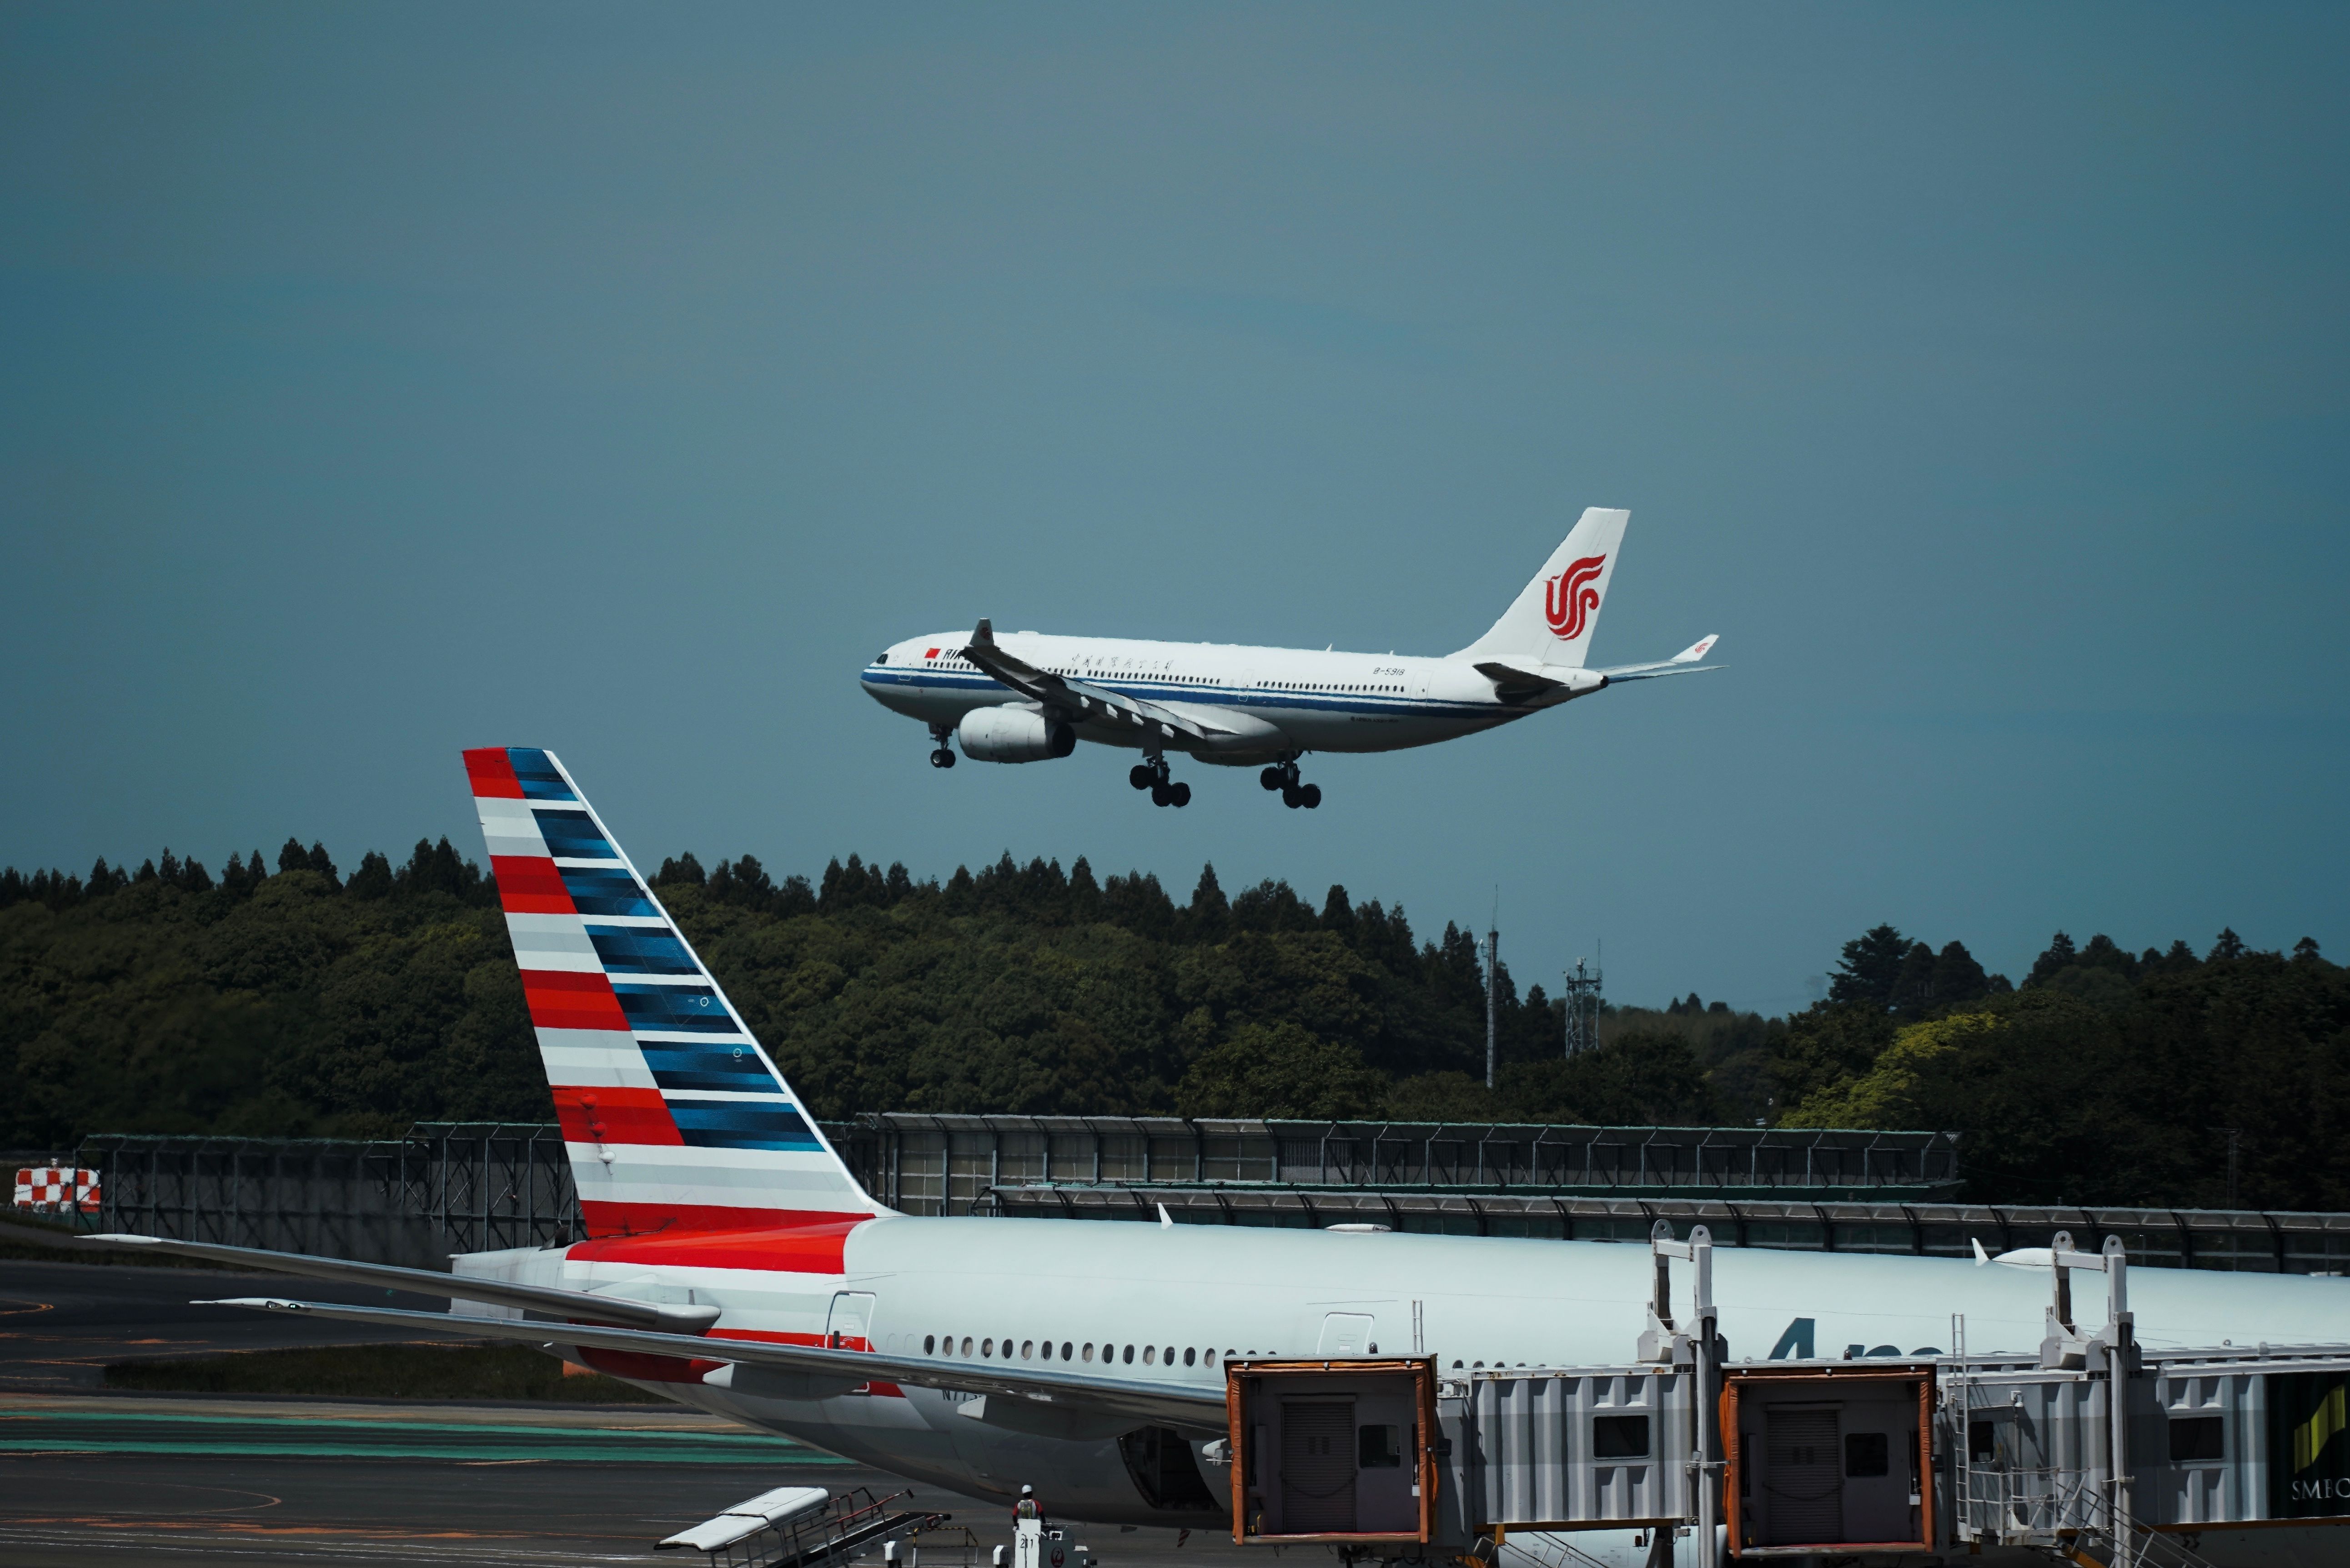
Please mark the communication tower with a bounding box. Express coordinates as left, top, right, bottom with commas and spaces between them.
1483, 923, 1500, 1090
1561, 954, 1603, 1057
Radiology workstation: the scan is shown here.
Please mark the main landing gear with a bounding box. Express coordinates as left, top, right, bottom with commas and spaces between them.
1259, 761, 1321, 810
1130, 756, 1190, 809
928, 724, 956, 769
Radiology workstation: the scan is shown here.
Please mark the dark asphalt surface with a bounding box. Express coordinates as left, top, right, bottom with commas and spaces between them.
0, 1253, 1255, 1568
0, 1249, 457, 1393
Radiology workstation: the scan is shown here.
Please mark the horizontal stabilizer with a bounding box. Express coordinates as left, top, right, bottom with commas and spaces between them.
1594, 633, 1723, 682
1470, 660, 1607, 703
198, 1295, 1229, 1435
86, 1233, 721, 1331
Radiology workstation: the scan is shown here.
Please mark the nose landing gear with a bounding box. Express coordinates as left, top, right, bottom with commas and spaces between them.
1259, 760, 1320, 809
1131, 754, 1190, 808
928, 724, 957, 769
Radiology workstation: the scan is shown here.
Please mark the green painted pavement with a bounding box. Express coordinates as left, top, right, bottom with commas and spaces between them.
0, 1407, 851, 1465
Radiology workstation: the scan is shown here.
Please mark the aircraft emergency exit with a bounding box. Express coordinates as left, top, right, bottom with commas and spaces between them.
96, 749, 2350, 1563
859, 508, 1719, 808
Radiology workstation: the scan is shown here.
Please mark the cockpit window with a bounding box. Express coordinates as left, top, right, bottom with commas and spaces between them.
875, 653, 888, 664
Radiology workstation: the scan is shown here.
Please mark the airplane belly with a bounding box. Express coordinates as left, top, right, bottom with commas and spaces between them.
702, 1382, 1218, 1527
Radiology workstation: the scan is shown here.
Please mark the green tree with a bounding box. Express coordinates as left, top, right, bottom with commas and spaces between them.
1175, 1022, 1386, 1119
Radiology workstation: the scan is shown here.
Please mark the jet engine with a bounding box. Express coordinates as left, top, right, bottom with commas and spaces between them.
957, 706, 1076, 763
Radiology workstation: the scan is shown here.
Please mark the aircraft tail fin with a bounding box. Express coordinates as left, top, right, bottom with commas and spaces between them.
1451, 507, 1630, 668
463, 747, 887, 1237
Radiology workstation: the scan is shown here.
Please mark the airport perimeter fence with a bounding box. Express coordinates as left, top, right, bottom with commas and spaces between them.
827, 1113, 1966, 1214
36, 1119, 2350, 1276
75, 1123, 579, 1270
980, 1182, 2350, 1275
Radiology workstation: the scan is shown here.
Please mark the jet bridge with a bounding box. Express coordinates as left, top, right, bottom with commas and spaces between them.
1220, 1224, 2350, 1567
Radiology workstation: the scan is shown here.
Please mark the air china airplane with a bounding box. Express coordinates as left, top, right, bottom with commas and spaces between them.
92, 749, 2347, 1565
859, 508, 1718, 809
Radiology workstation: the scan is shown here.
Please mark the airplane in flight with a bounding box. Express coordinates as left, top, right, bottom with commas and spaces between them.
859, 508, 1719, 809
95, 750, 2350, 1565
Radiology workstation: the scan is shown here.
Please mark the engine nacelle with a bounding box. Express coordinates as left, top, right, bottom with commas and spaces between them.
957, 705, 1076, 764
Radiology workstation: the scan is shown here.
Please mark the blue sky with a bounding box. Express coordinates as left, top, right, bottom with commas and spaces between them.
3, 5, 2344, 1013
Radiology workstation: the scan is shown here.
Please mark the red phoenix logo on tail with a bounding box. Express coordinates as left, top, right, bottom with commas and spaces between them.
1544, 554, 1607, 640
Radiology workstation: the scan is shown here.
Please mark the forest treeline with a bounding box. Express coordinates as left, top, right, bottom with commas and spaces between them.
2, 840, 2344, 1209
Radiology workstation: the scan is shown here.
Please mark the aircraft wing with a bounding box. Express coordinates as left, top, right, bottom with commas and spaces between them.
1592, 633, 1723, 682
960, 620, 1235, 742
198, 1295, 1228, 1434
78, 1232, 721, 1332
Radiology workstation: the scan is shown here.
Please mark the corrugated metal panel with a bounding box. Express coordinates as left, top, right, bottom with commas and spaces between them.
1474, 1367, 1694, 1528
2150, 1368, 2264, 1526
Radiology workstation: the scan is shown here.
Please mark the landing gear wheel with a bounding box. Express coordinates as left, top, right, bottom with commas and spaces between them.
930, 748, 956, 769
1282, 785, 1302, 809
1130, 764, 1155, 791
1170, 782, 1191, 808
1299, 783, 1321, 809
1260, 767, 1283, 791
1150, 783, 1171, 808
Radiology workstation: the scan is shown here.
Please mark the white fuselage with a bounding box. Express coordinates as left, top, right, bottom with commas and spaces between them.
859, 632, 1574, 765
460, 1216, 2350, 1531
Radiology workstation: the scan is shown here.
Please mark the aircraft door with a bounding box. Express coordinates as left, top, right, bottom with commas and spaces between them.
827, 1291, 877, 1351
1281, 1398, 1357, 1533
1318, 1313, 1377, 1356
1764, 1406, 1843, 1544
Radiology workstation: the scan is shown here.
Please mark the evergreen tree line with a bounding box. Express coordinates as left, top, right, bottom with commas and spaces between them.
3, 841, 2342, 1209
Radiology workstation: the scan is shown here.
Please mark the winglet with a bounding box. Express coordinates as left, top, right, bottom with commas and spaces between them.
1672, 634, 1719, 663
1972, 1237, 1989, 1266
1158, 1202, 1175, 1230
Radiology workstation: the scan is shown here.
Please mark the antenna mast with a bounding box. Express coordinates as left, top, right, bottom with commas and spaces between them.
1484, 894, 1500, 1090
1562, 947, 1604, 1057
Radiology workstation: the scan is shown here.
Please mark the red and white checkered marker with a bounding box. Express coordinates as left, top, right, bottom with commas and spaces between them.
12, 1167, 100, 1214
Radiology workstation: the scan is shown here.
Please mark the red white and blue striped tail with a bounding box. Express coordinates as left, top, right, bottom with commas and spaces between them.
464, 747, 887, 1238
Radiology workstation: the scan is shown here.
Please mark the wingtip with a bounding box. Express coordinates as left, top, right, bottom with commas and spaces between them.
1678, 633, 1721, 662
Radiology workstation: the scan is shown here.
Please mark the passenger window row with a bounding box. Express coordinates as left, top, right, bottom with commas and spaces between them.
920, 1334, 1250, 1370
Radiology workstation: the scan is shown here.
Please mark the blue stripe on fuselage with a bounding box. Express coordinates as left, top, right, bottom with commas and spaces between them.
858, 666, 1496, 721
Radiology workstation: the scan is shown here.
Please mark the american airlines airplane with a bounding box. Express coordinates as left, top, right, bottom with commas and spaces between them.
92, 749, 2350, 1566
859, 508, 1719, 808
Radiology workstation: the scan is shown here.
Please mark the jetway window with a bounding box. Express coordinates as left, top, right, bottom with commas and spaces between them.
1359, 1423, 1402, 1467
1845, 1432, 1889, 1477
2170, 1416, 2226, 1462
1594, 1415, 1651, 1458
